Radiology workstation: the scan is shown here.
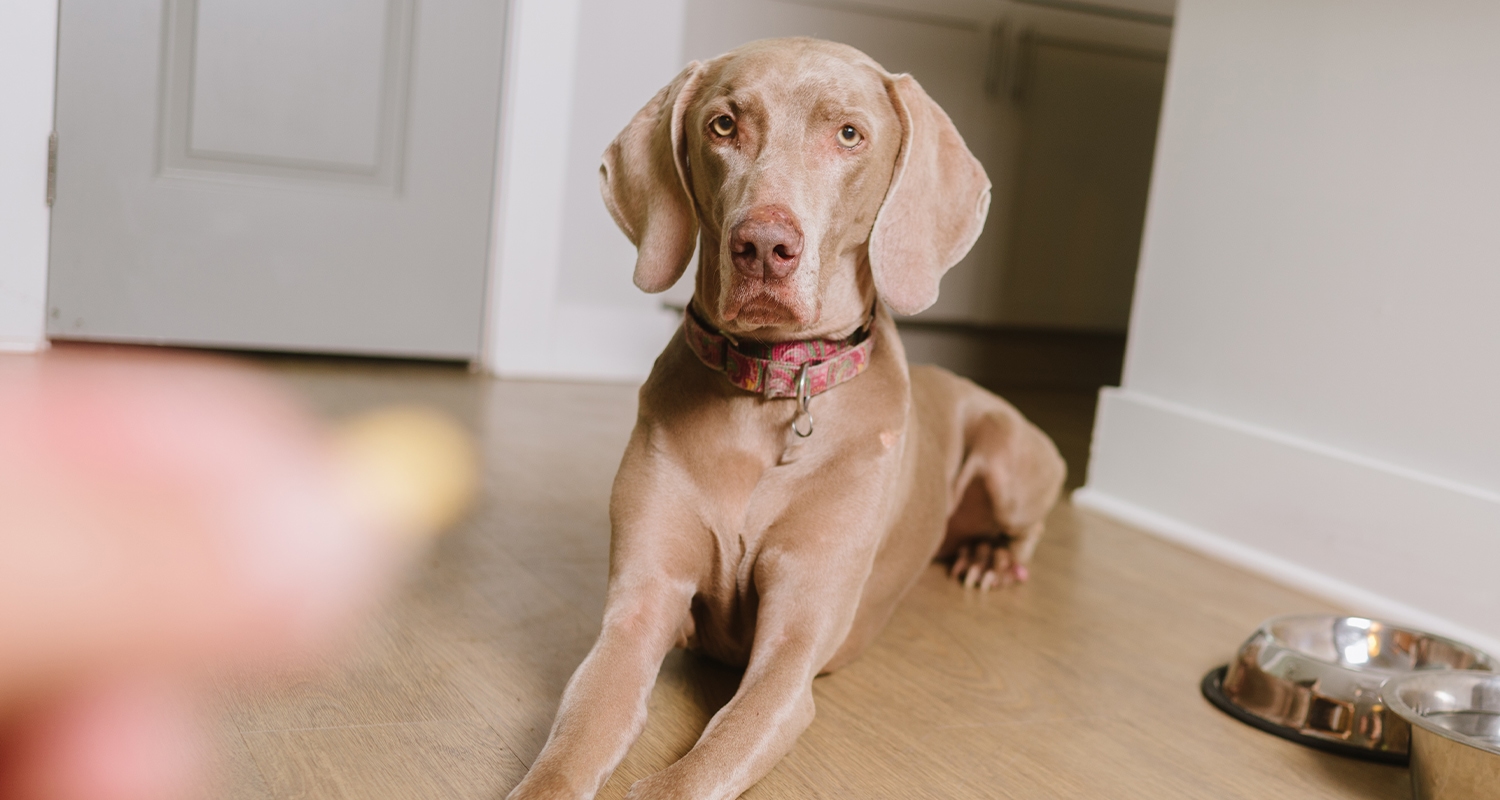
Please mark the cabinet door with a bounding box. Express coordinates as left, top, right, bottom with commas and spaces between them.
1000, 38, 1166, 330
48, 0, 508, 359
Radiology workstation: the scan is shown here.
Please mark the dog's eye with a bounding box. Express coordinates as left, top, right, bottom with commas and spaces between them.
710, 115, 736, 138
837, 125, 863, 148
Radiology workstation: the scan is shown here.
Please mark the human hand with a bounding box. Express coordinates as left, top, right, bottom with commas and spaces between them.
0, 349, 474, 800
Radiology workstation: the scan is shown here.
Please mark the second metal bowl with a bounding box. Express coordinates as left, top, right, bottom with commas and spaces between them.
1207, 615, 1496, 762
1384, 670, 1500, 799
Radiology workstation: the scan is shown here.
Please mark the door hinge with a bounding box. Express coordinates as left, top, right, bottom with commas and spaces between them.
46, 132, 58, 207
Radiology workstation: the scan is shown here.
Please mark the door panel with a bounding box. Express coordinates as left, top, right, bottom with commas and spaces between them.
159, 0, 415, 187
48, 0, 506, 359
186, 0, 399, 170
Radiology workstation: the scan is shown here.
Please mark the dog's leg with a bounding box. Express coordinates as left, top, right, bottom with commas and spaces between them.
623, 545, 869, 800
506, 573, 695, 800
945, 402, 1066, 590
498, 486, 696, 800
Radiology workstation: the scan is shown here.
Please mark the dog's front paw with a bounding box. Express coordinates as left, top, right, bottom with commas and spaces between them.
948, 535, 1029, 590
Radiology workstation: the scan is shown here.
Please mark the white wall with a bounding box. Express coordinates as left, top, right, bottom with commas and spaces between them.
0, 0, 58, 352
1076, 0, 1500, 654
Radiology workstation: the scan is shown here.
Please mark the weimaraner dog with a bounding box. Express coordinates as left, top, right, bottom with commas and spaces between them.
508, 38, 1065, 800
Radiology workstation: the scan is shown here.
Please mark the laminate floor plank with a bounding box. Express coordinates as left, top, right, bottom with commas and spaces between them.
203, 720, 276, 800
422, 637, 595, 767
241, 720, 526, 800
397, 531, 601, 656
220, 615, 485, 734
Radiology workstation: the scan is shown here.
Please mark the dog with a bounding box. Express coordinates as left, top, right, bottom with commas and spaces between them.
507, 37, 1066, 800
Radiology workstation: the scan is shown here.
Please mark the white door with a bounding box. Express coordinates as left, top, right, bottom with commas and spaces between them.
47, 0, 508, 360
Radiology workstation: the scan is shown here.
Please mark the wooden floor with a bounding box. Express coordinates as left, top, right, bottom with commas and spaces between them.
209, 356, 1413, 799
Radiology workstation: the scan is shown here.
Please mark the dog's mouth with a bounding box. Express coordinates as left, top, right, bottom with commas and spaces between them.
721, 279, 812, 327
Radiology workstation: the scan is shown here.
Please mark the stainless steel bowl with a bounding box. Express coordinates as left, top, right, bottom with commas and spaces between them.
1208, 615, 1496, 762
1384, 670, 1500, 799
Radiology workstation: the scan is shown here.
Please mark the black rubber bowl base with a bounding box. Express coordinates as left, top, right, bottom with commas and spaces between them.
1200, 665, 1409, 767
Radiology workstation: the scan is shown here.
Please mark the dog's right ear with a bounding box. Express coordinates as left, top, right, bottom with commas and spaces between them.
600, 63, 705, 294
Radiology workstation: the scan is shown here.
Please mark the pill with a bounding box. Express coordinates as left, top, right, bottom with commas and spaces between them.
333, 406, 479, 541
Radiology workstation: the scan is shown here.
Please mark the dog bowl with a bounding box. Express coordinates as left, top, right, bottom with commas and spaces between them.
1384, 670, 1500, 799
1201, 615, 1497, 764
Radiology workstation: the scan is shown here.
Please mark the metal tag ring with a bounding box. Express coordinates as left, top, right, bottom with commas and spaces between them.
792, 364, 814, 438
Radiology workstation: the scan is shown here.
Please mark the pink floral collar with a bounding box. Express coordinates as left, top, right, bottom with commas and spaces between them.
682, 304, 876, 411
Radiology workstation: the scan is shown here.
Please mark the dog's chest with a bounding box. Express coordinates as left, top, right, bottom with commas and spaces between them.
697, 444, 817, 563
683, 424, 901, 660
681, 442, 832, 656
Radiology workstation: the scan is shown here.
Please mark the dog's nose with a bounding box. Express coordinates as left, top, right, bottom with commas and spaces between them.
729, 206, 803, 281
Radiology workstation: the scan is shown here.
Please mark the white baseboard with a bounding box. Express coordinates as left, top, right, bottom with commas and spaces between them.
1077, 387, 1500, 658
488, 301, 676, 382
0, 336, 48, 354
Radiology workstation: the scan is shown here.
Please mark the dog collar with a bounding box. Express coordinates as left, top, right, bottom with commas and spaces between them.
682, 304, 876, 416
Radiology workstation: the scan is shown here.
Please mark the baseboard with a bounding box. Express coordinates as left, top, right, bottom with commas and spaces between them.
0, 336, 49, 354
489, 301, 677, 382
1077, 387, 1500, 657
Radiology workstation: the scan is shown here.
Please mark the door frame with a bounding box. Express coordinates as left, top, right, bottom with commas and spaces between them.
483, 0, 687, 380
0, 0, 57, 353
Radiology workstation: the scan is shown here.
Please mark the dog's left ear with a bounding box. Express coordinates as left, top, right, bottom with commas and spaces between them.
600, 63, 706, 293
869, 74, 991, 315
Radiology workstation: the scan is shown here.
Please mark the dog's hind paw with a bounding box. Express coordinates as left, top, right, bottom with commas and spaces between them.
948, 536, 1029, 591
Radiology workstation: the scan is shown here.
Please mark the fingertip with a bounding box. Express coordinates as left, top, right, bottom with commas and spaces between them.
0, 681, 203, 800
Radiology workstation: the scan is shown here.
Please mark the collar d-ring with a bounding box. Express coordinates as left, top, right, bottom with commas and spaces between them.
792, 363, 814, 438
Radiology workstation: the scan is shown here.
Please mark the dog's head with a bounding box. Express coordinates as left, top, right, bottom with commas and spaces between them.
601, 38, 990, 339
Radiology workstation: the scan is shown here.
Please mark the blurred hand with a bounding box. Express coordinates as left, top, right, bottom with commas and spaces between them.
0, 349, 444, 800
